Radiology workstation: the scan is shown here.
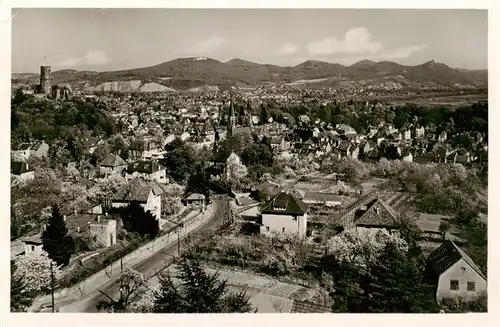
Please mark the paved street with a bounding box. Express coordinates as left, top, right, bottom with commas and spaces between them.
58, 198, 225, 313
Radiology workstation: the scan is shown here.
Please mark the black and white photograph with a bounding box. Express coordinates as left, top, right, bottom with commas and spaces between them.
3, 3, 496, 321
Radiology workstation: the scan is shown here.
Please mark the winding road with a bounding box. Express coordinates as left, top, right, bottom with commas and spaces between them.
58, 197, 226, 313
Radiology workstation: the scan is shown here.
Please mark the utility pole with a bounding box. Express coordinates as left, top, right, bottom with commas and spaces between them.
177, 225, 181, 256
120, 257, 123, 273
50, 260, 55, 313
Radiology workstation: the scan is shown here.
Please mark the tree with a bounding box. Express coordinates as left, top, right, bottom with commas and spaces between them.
366, 242, 439, 313
121, 201, 159, 238
10, 260, 33, 312
42, 205, 74, 266
96, 269, 149, 313
14, 253, 61, 294
438, 221, 451, 240
327, 229, 408, 272
153, 257, 254, 313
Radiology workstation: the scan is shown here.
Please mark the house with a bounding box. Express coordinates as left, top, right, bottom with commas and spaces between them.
353, 198, 401, 232
438, 131, 448, 142
11, 161, 35, 183
454, 148, 472, 164
185, 193, 206, 210
401, 148, 413, 163
111, 177, 163, 220
126, 160, 168, 183
259, 191, 308, 239
99, 153, 127, 177
298, 115, 311, 125
270, 136, 285, 152
23, 233, 44, 256
424, 240, 487, 302
66, 213, 117, 248
414, 125, 425, 138
12, 140, 49, 161
338, 141, 359, 160
252, 181, 283, 202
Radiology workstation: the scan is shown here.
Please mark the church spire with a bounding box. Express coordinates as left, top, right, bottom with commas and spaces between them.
227, 96, 236, 137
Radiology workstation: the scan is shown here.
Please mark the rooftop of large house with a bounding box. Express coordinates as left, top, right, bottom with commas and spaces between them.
354, 198, 400, 228
261, 191, 308, 215
100, 153, 127, 167
426, 240, 486, 280
113, 177, 163, 203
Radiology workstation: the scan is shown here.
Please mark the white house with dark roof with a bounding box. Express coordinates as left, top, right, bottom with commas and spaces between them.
12, 140, 49, 161
424, 240, 487, 302
260, 191, 308, 239
23, 232, 44, 256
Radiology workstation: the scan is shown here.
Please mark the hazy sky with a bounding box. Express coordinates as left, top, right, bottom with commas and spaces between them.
11, 9, 488, 73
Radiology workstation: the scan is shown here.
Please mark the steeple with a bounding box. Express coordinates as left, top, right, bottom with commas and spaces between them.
227, 96, 236, 137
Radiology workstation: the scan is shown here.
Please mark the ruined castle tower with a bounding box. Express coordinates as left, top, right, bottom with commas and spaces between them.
40, 66, 51, 95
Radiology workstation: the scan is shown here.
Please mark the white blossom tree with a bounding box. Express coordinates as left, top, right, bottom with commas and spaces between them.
327, 229, 408, 271
225, 152, 248, 184
14, 253, 62, 293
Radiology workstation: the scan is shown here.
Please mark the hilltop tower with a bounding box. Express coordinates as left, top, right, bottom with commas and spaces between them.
40, 66, 51, 95
227, 97, 236, 138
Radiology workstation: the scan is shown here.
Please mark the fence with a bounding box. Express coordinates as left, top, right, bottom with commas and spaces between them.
30, 203, 214, 311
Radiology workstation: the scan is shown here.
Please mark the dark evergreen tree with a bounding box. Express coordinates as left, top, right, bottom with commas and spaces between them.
153, 257, 254, 313
42, 205, 74, 266
121, 201, 159, 239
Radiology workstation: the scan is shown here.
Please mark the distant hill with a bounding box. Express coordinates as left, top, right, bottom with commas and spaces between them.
12, 57, 488, 92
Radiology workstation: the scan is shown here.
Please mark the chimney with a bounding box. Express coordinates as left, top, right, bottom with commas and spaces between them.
63, 216, 67, 222
97, 216, 101, 223
74, 209, 77, 215
77, 226, 81, 233
375, 207, 380, 214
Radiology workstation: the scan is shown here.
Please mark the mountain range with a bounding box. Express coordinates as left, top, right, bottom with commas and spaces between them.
12, 57, 488, 92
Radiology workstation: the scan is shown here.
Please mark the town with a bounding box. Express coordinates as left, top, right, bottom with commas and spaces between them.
10, 62, 488, 314
9, 8, 489, 316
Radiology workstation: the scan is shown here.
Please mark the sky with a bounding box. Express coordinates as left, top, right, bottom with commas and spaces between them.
11, 8, 488, 73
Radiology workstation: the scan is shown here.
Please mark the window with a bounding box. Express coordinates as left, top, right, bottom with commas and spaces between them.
450, 280, 459, 290
467, 282, 476, 292
31, 245, 35, 251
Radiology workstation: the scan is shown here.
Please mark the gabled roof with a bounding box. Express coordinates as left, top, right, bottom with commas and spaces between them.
303, 191, 343, 203
426, 240, 486, 280
261, 191, 308, 215
23, 232, 43, 245
112, 177, 163, 203
355, 198, 400, 227
186, 193, 205, 200
16, 143, 31, 151
100, 153, 127, 167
